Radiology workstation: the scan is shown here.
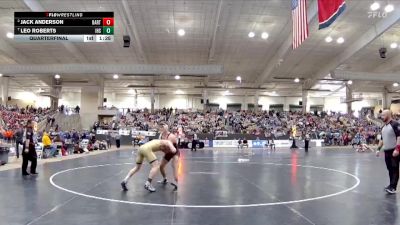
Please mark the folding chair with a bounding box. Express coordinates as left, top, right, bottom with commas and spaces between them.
35, 143, 44, 159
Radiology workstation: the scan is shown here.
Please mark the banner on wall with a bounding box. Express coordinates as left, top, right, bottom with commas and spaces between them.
212, 140, 298, 148
96, 129, 136, 136
131, 130, 157, 137
96, 129, 109, 135
119, 129, 131, 136
274, 140, 291, 147
311, 139, 324, 147
213, 140, 253, 148
211, 139, 311, 148
251, 140, 267, 148
215, 131, 228, 138
201, 139, 211, 147
213, 140, 236, 148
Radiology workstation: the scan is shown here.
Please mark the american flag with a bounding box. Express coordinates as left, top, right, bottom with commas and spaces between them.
292, 0, 309, 49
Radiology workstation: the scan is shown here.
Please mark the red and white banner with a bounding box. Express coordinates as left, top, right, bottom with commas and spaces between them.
318, 0, 346, 29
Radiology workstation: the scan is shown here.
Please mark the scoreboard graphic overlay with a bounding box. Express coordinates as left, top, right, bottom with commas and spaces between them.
14, 12, 114, 42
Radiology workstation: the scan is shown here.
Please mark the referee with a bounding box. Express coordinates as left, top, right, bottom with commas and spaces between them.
376, 110, 400, 194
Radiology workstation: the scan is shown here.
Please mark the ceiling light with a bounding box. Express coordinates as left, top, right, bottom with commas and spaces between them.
370, 2, 380, 11
261, 32, 269, 39
248, 32, 255, 38
54, 74, 60, 79
175, 75, 181, 80
325, 36, 333, 43
294, 78, 300, 83
347, 80, 353, 85
272, 91, 276, 94
390, 42, 398, 49
337, 37, 344, 44
177, 29, 185, 36
6, 32, 13, 39
113, 74, 119, 79
223, 90, 231, 96
385, 4, 394, 12
175, 89, 184, 95
236, 76, 242, 81
128, 89, 135, 94
393, 82, 399, 87
0, 73, 2, 77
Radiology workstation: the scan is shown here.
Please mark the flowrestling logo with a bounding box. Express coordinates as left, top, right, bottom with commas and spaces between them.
252, 140, 267, 148
367, 11, 387, 18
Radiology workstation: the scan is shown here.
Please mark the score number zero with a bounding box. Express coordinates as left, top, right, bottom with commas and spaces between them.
94, 27, 113, 34
94, 18, 114, 34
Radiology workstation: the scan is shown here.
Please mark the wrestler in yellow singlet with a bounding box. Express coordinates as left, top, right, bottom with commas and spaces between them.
136, 139, 163, 164
121, 139, 176, 192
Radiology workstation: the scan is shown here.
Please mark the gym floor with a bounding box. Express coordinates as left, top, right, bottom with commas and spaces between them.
0, 147, 398, 225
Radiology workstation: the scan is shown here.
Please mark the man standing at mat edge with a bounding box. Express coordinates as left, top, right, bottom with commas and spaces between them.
376, 110, 400, 194
22, 120, 38, 176
121, 139, 176, 192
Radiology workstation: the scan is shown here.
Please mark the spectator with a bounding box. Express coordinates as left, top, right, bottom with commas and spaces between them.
64, 130, 73, 155
304, 133, 310, 152
50, 117, 55, 127
72, 129, 80, 144
191, 132, 198, 151
42, 131, 58, 158
106, 132, 112, 149
14, 125, 24, 159
115, 132, 121, 148
238, 138, 243, 149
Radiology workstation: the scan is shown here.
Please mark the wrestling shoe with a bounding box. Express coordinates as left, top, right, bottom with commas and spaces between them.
157, 179, 168, 185
170, 182, 178, 191
144, 182, 156, 192
121, 181, 128, 191
385, 187, 396, 194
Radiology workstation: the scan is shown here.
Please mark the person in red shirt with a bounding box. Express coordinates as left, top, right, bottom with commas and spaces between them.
343, 131, 349, 146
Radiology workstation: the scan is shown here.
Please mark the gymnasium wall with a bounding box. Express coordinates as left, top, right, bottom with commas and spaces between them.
106, 94, 152, 109
6, 90, 380, 114
209, 96, 244, 110
324, 97, 379, 114
323, 97, 347, 112
159, 95, 202, 109
59, 92, 81, 107
9, 91, 51, 108
353, 99, 379, 114
80, 88, 99, 129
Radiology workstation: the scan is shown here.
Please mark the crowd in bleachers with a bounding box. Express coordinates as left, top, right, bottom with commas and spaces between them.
0, 104, 112, 159
95, 108, 170, 131
171, 109, 382, 147
94, 107, 383, 147
1, 104, 384, 153
36, 129, 110, 158
0, 105, 53, 131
